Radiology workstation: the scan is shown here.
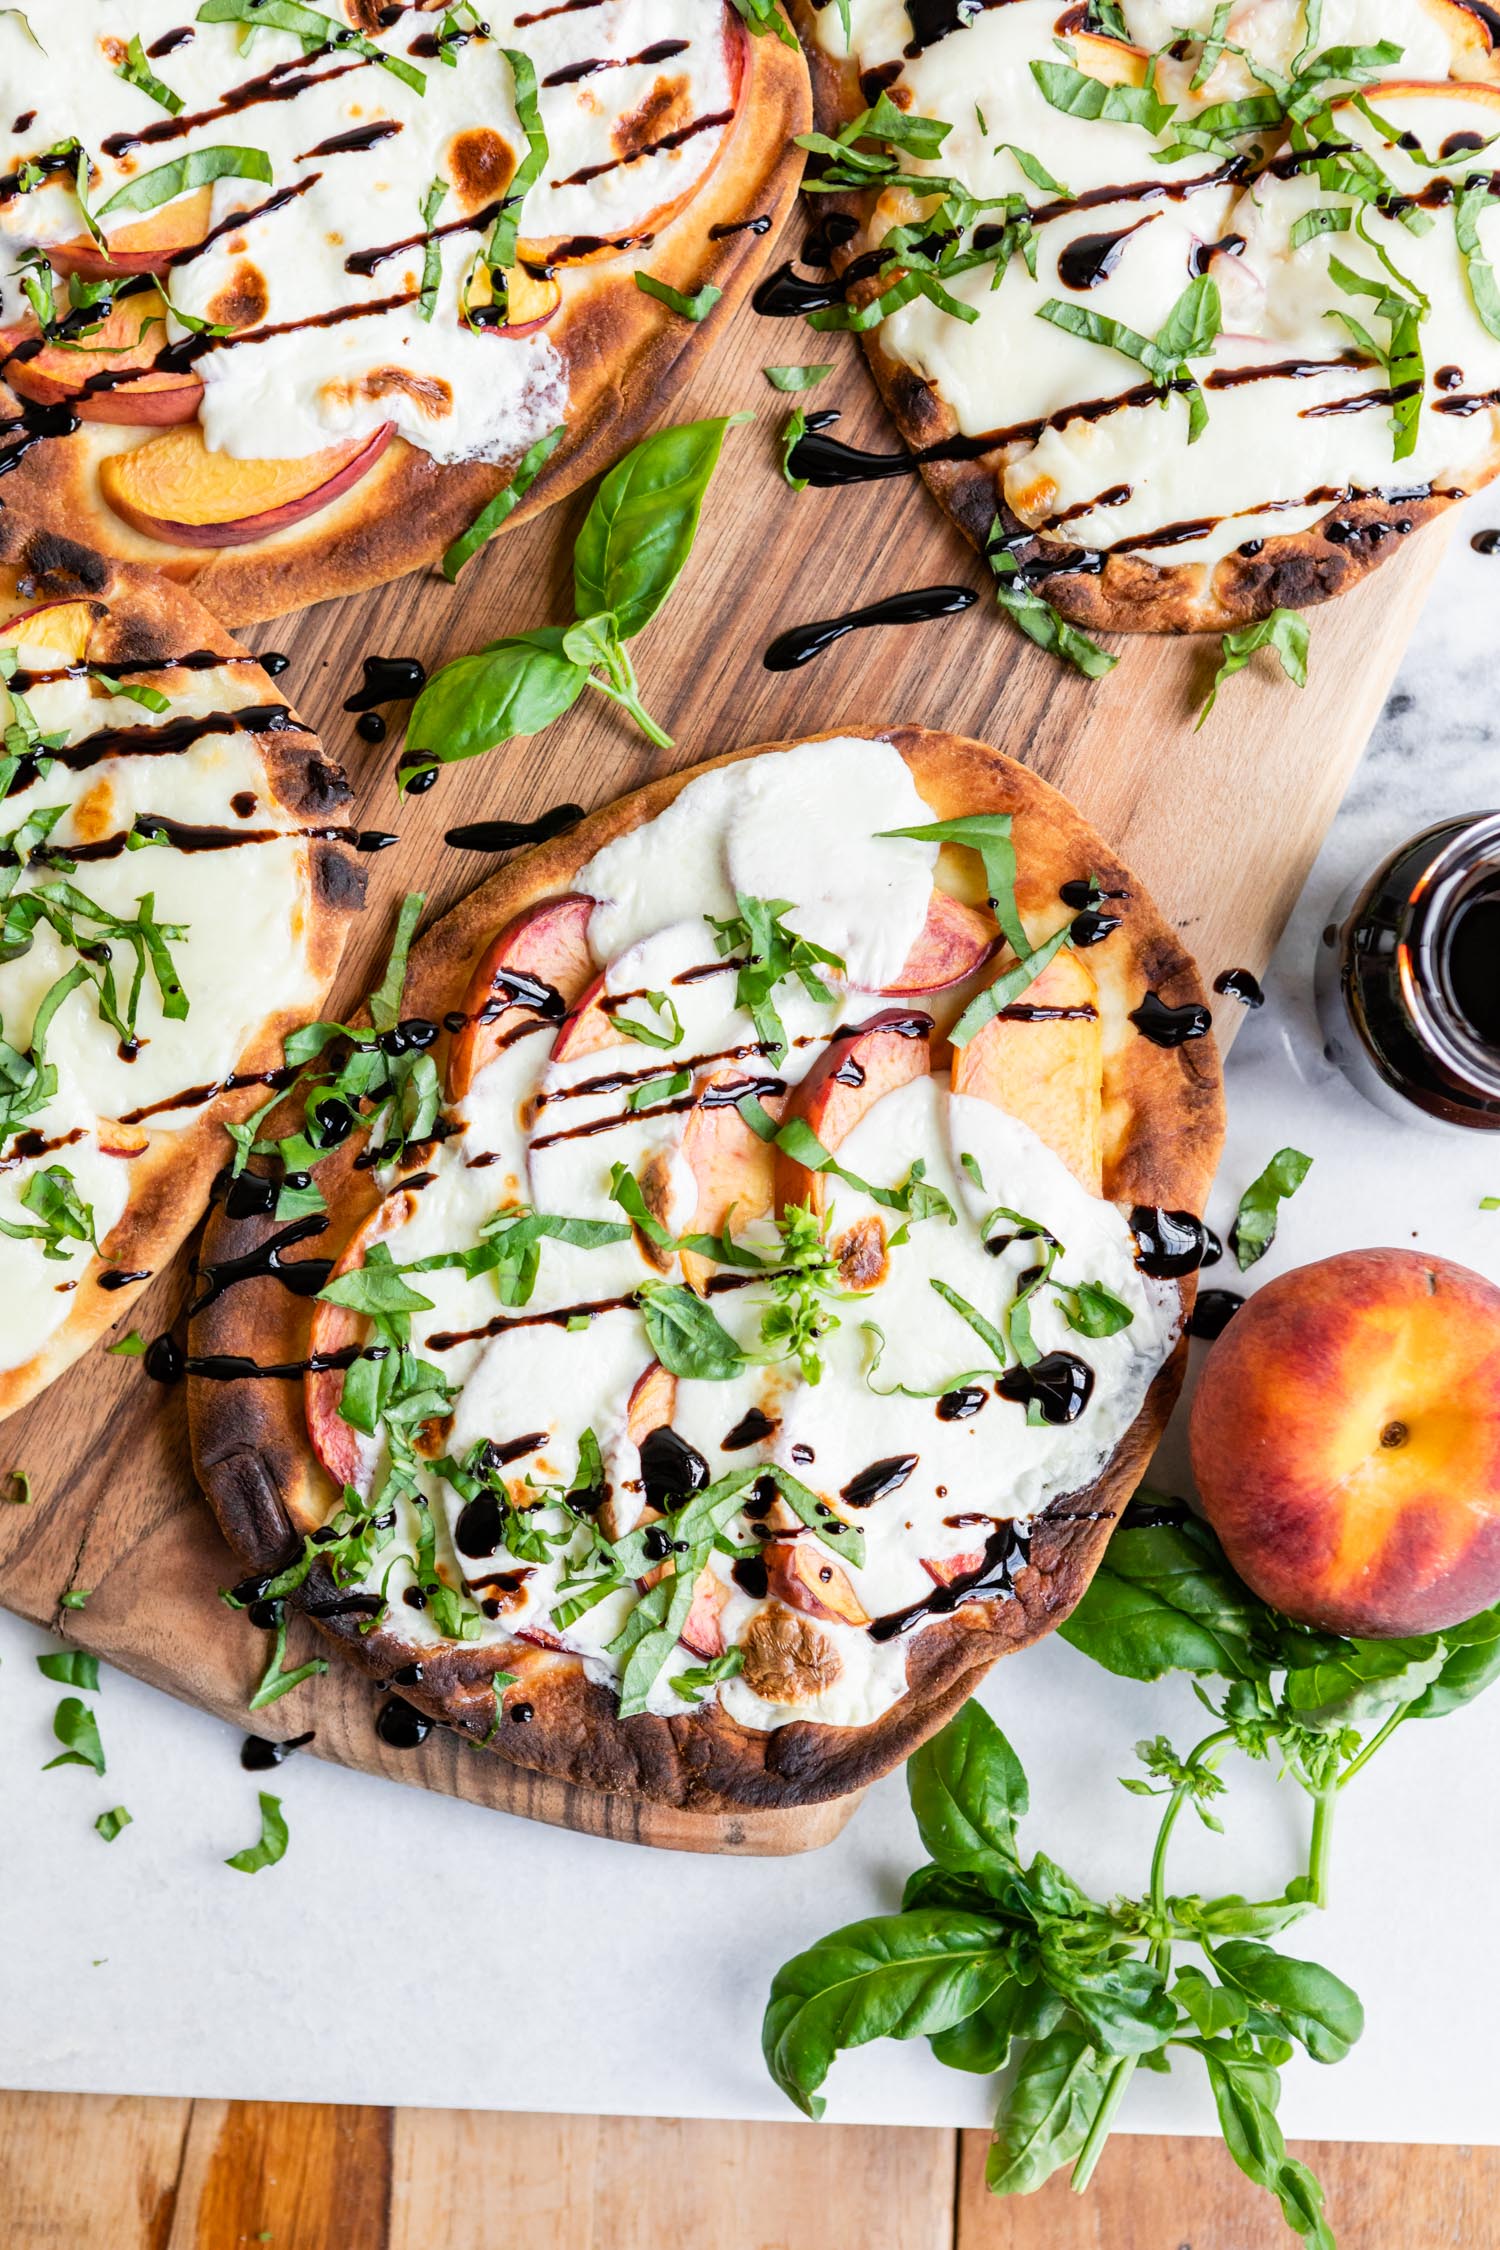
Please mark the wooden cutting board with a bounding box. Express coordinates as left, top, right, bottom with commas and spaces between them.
0, 198, 1449, 1855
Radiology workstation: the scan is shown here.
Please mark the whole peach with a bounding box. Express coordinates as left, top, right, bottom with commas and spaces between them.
1189, 1249, 1500, 1637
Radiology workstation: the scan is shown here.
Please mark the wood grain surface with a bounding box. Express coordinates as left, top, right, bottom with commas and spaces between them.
0, 190, 1451, 1856
1, 2092, 1493, 2248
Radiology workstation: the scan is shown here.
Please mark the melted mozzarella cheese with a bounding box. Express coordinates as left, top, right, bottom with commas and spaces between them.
577, 736, 938, 989
0, 1, 733, 465
819, 1, 1500, 565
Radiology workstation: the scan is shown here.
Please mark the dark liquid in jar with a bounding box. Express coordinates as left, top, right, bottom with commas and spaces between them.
1317, 813, 1500, 1130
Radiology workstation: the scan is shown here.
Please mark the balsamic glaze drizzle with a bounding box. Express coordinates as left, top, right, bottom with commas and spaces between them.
764, 586, 976, 670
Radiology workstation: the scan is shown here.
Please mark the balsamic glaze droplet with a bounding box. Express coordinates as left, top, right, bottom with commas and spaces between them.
509, 1701, 535, 1724
1129, 991, 1213, 1046
455, 1490, 504, 1558
1188, 1288, 1246, 1340
355, 710, 388, 743
1070, 910, 1122, 948
397, 751, 438, 795
344, 655, 427, 713
240, 1729, 315, 1771
376, 1695, 432, 1749
839, 1454, 918, 1506
723, 1405, 777, 1451
257, 650, 291, 677
144, 1332, 184, 1384
732, 1555, 770, 1600
1472, 527, 1500, 555
996, 1352, 1095, 1424
937, 1386, 988, 1421
1213, 966, 1265, 1008
1131, 1206, 1213, 1279
639, 1425, 711, 1509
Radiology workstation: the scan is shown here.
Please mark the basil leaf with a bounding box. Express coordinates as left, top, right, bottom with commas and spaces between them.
95, 144, 274, 221
195, 0, 425, 93
764, 363, 834, 390
118, 32, 183, 113
879, 815, 1023, 960
60, 1586, 90, 1610
573, 414, 748, 641
1057, 1517, 1262, 1680
634, 271, 722, 321
442, 424, 567, 581
1198, 608, 1310, 727
484, 47, 547, 274
671, 1646, 744, 1702
779, 404, 809, 493
417, 177, 447, 322
608, 988, 683, 1049
1455, 176, 1500, 341
1290, 204, 1352, 249
989, 538, 1118, 678
37, 1649, 99, 1689
1030, 60, 1175, 135
1232, 1145, 1312, 1268
986, 2026, 1112, 2193
639, 1284, 745, 1380
613, 1565, 699, 1718
1047, 1953, 1176, 2056
928, 1978, 1032, 2073
1197, 2044, 1337, 2250
1058, 1280, 1133, 1337
908, 1699, 1028, 1872
765, 1466, 865, 1569
1407, 1601, 1500, 1719
406, 628, 587, 763
1210, 1941, 1364, 2063
318, 1264, 434, 1320
224, 1789, 290, 1873
627, 1067, 691, 1112
950, 915, 1077, 1046
248, 1611, 330, 1708
2, 1469, 31, 1502
729, 0, 801, 44
608, 1160, 675, 1251
369, 890, 422, 1033
95, 1805, 132, 1842
43, 1695, 105, 1774
930, 1278, 1008, 1369
764, 1911, 1015, 2118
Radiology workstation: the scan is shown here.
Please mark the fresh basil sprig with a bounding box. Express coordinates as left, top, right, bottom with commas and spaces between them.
705, 894, 844, 1062
986, 526, 1118, 680
416, 416, 747, 763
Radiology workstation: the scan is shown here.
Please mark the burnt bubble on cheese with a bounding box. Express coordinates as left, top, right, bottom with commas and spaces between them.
0, 3, 739, 467
0, 610, 330, 1372
811, 0, 1500, 569
307, 738, 1181, 1733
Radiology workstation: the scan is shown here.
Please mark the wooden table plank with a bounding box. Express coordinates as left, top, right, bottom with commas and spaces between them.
955, 2126, 1500, 2248
164, 2101, 393, 2250
0, 2089, 191, 2248
391, 2111, 955, 2250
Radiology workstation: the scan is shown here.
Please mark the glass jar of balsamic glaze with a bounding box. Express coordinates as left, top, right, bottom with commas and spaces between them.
1316, 812, 1500, 1130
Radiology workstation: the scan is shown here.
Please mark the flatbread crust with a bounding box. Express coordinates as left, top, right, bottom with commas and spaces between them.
0, 520, 363, 1417
0, 17, 809, 630
188, 723, 1223, 1813
787, 6, 1499, 636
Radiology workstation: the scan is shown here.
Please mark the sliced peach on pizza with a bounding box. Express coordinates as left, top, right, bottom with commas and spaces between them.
98, 422, 395, 550
5, 293, 202, 426
448, 895, 597, 1103
774, 1008, 932, 1216
951, 950, 1104, 1193
677, 1065, 781, 1294
48, 187, 215, 279
880, 891, 997, 996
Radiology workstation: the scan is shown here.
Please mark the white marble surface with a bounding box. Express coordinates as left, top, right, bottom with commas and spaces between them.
3, 518, 1500, 2139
